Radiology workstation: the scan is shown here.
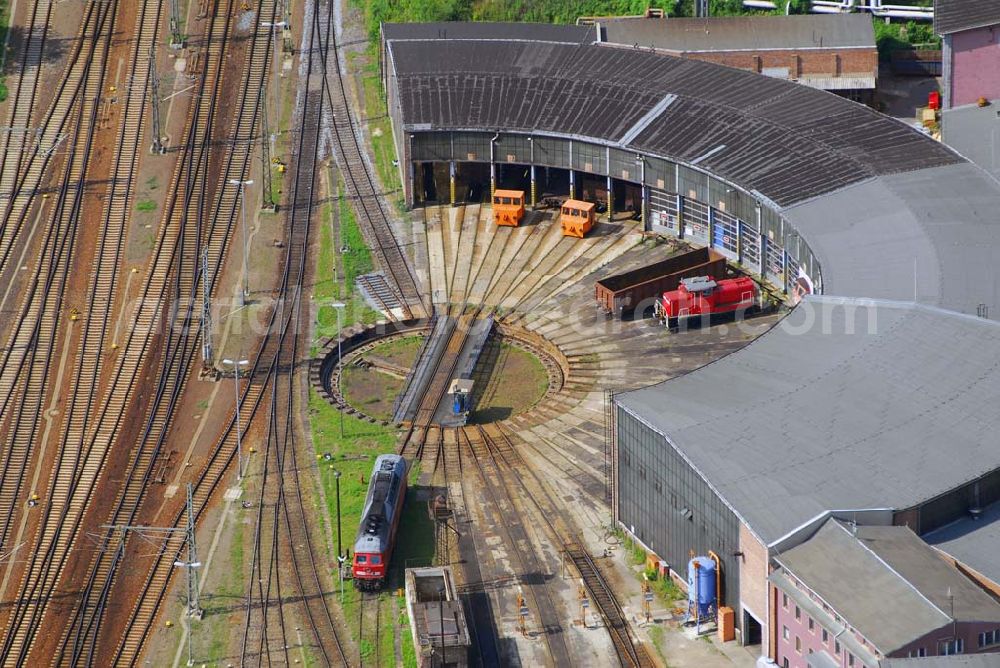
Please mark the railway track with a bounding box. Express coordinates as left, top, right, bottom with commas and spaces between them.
111, 0, 348, 663
319, 9, 426, 321
474, 425, 657, 668
0, 0, 121, 661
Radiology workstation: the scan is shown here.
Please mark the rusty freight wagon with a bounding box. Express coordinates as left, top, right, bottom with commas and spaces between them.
594, 246, 727, 318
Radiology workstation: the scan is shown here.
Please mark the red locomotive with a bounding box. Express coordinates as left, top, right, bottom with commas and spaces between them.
655, 275, 758, 329
352, 454, 408, 590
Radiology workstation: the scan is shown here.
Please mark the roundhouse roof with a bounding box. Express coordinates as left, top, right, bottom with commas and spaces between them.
617, 297, 1000, 545
388, 39, 959, 207
386, 33, 1000, 317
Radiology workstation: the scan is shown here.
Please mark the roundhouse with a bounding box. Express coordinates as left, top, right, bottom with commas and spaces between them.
381, 21, 1000, 663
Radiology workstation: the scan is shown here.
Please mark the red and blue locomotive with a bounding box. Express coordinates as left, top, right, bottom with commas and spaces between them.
352, 454, 408, 590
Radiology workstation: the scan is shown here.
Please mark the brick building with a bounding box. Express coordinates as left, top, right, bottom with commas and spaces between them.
936, 0, 1000, 108
600, 14, 877, 102
772, 520, 1000, 668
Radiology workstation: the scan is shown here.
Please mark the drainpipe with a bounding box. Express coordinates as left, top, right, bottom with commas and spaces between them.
529, 138, 536, 209
449, 160, 456, 207
490, 132, 499, 198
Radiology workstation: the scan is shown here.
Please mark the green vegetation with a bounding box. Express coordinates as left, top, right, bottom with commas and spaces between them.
136, 199, 157, 212
313, 176, 381, 345
199, 507, 246, 663
0, 0, 10, 103
874, 19, 940, 60
349, 51, 404, 210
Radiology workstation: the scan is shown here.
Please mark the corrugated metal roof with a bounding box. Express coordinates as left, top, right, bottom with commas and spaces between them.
616, 297, 1000, 544
388, 39, 960, 207
925, 500, 1000, 592
935, 0, 1000, 34
381, 21, 596, 44
601, 14, 875, 52
775, 520, 1000, 654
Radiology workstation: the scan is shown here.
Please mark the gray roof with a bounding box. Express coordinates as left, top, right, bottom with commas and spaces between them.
782, 163, 1000, 317
616, 297, 1000, 544
601, 14, 875, 52
774, 520, 1000, 654
381, 21, 596, 44
926, 501, 1000, 590
388, 39, 960, 207
935, 0, 1000, 34
884, 657, 1000, 668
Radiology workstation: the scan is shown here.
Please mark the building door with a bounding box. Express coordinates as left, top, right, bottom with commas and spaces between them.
743, 609, 762, 647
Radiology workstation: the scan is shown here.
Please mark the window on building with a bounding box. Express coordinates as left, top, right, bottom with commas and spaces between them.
795, 606, 800, 620
940, 639, 964, 655
848, 652, 855, 666
822, 629, 829, 643
835, 641, 841, 655
782, 659, 789, 668
808, 617, 814, 632
980, 631, 999, 648
783, 626, 790, 641
783, 593, 788, 609
795, 637, 801, 653
918, 648, 926, 657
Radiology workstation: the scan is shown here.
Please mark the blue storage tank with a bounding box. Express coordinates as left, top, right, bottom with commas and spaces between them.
687, 556, 716, 617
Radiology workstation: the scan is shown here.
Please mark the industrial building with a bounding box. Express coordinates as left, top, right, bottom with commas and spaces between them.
404, 566, 471, 667
614, 299, 1000, 655
382, 20, 1000, 664
936, 0, 1000, 108
599, 14, 878, 102
937, 0, 1000, 181
772, 520, 1000, 668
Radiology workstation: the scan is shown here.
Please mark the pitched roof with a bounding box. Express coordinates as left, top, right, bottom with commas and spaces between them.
616, 297, 1000, 544
935, 0, 1000, 34
774, 520, 1000, 654
601, 14, 875, 52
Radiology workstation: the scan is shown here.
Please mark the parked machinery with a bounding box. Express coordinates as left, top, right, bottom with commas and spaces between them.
560, 199, 596, 238
492, 189, 526, 227
594, 247, 727, 319
353, 454, 408, 590
655, 275, 758, 329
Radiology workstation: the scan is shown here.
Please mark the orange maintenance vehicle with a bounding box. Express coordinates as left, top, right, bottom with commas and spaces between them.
492, 189, 526, 227
560, 199, 596, 238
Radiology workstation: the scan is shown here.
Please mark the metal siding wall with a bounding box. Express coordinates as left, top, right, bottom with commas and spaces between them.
533, 137, 571, 169
616, 408, 741, 622
645, 157, 677, 192
609, 148, 639, 182
411, 132, 453, 161
452, 132, 491, 162
402, 131, 824, 292
678, 165, 708, 202
497, 134, 531, 164
572, 141, 608, 175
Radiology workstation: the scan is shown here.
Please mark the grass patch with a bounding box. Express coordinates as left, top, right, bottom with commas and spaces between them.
312, 179, 381, 346
136, 199, 157, 212
353, 53, 403, 206
197, 507, 245, 663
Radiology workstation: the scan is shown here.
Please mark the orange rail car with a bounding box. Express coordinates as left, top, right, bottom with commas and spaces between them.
560, 199, 596, 238
492, 189, 525, 227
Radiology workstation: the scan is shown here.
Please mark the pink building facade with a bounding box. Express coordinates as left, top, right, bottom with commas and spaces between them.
944, 26, 1000, 108
772, 567, 1000, 668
